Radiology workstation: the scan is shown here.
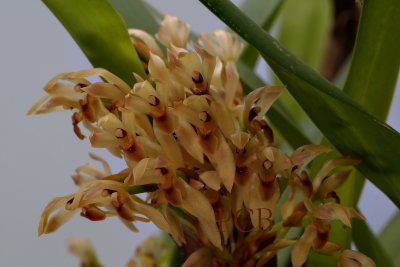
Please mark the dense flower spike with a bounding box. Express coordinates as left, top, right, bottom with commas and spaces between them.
31, 15, 374, 267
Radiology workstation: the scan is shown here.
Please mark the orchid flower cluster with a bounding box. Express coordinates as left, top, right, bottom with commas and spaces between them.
30, 16, 375, 267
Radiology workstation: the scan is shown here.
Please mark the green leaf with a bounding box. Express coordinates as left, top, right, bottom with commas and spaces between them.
353, 219, 395, 267
278, 0, 332, 71
109, 0, 160, 34
42, 0, 145, 86
240, 0, 283, 27
379, 212, 400, 266
342, 0, 400, 204
344, 1, 400, 120
198, 0, 400, 208
239, 0, 285, 68
274, 0, 332, 143
314, 2, 400, 264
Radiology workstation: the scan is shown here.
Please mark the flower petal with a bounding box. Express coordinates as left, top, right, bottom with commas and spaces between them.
291, 225, 316, 267
154, 125, 184, 168
128, 29, 164, 58
156, 15, 190, 48
199, 171, 221, 191
38, 195, 74, 235
181, 182, 216, 224
208, 134, 235, 192
339, 250, 376, 267
83, 82, 126, 100
175, 118, 204, 163
66, 68, 131, 94
182, 247, 213, 267
313, 157, 360, 191
131, 201, 171, 234
291, 144, 332, 167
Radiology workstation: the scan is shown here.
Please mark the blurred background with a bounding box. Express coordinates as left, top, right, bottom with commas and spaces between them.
0, 0, 398, 266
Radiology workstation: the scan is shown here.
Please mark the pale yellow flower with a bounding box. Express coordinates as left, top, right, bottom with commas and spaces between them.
32, 15, 374, 267
156, 15, 190, 48
199, 30, 243, 62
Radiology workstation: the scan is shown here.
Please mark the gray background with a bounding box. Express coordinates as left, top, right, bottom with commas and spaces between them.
0, 1, 398, 266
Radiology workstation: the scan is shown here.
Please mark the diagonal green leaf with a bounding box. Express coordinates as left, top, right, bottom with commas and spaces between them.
239, 0, 285, 68
198, 0, 400, 208
42, 0, 145, 86
379, 212, 400, 266
278, 0, 332, 72
353, 218, 395, 267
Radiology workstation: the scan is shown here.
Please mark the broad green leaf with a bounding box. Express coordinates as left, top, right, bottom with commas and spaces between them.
42, 0, 145, 86
379, 212, 400, 266
198, 0, 400, 208
344, 1, 400, 120
342, 0, 400, 205
278, 0, 332, 72
353, 219, 395, 267
239, 0, 285, 68
314, 1, 400, 264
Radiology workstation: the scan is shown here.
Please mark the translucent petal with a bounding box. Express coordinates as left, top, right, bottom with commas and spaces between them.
90, 131, 118, 149
156, 15, 190, 48
291, 225, 316, 267
131, 200, 171, 234
128, 29, 164, 57
199, 171, 221, 191
181, 182, 216, 224
33, 96, 80, 114
230, 131, 250, 150
199, 30, 243, 62
182, 248, 213, 267
208, 134, 235, 192
313, 157, 360, 191
256, 86, 284, 117
132, 158, 164, 185
97, 113, 124, 133
66, 68, 131, 94
83, 82, 126, 100
45, 208, 78, 234
165, 207, 185, 246
38, 195, 74, 235
291, 144, 332, 167
88, 153, 111, 176
317, 170, 352, 198
339, 250, 376, 267
175, 118, 204, 163
154, 125, 184, 168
